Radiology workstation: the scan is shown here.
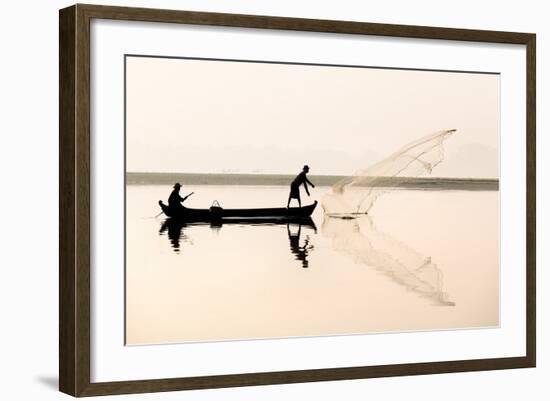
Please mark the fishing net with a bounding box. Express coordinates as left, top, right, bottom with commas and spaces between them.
322, 129, 456, 216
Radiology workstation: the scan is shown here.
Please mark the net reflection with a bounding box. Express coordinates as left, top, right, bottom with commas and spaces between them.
322, 215, 455, 306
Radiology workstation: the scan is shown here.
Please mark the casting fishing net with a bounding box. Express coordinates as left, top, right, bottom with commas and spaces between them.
322, 129, 456, 216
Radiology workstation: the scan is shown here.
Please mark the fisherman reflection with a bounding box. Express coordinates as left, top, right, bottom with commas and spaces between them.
159, 219, 188, 253
287, 223, 314, 268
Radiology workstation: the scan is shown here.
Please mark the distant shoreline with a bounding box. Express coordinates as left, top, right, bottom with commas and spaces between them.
126, 172, 499, 191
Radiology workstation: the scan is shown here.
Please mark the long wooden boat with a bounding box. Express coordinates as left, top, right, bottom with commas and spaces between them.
158, 200, 317, 223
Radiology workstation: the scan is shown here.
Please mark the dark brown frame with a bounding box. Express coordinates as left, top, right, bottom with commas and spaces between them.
59, 3, 536, 397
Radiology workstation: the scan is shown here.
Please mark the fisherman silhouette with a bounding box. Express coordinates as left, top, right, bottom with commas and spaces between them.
287, 165, 315, 208
168, 183, 193, 211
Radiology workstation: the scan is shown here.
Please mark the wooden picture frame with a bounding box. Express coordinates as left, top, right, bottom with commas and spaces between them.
59, 3, 536, 397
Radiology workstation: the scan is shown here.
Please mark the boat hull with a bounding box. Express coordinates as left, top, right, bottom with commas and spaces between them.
158, 200, 318, 223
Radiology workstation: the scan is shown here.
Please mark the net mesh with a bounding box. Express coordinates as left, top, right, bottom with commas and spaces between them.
322, 129, 456, 216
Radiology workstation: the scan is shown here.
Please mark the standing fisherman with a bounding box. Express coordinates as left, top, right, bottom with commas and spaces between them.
287, 165, 315, 208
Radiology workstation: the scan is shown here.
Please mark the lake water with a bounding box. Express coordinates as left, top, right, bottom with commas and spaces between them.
125, 185, 499, 345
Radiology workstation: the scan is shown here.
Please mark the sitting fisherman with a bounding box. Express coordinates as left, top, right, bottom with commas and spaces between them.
287, 165, 315, 208
168, 183, 193, 210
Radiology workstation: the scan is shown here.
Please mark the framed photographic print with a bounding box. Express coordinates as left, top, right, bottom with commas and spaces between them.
59, 4, 536, 397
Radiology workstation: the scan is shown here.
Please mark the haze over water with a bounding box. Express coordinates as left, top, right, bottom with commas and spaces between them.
125, 183, 499, 345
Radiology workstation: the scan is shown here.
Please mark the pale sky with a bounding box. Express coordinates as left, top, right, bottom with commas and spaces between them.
126, 56, 499, 178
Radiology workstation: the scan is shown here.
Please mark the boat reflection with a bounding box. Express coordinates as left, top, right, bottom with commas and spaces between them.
322, 215, 455, 306
159, 218, 317, 269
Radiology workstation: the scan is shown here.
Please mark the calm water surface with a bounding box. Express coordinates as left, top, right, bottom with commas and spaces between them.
126, 185, 499, 345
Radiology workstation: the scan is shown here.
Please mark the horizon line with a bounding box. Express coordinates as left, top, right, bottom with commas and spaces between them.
126, 171, 499, 181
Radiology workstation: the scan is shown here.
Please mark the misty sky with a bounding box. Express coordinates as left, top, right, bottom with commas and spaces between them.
126, 56, 499, 178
